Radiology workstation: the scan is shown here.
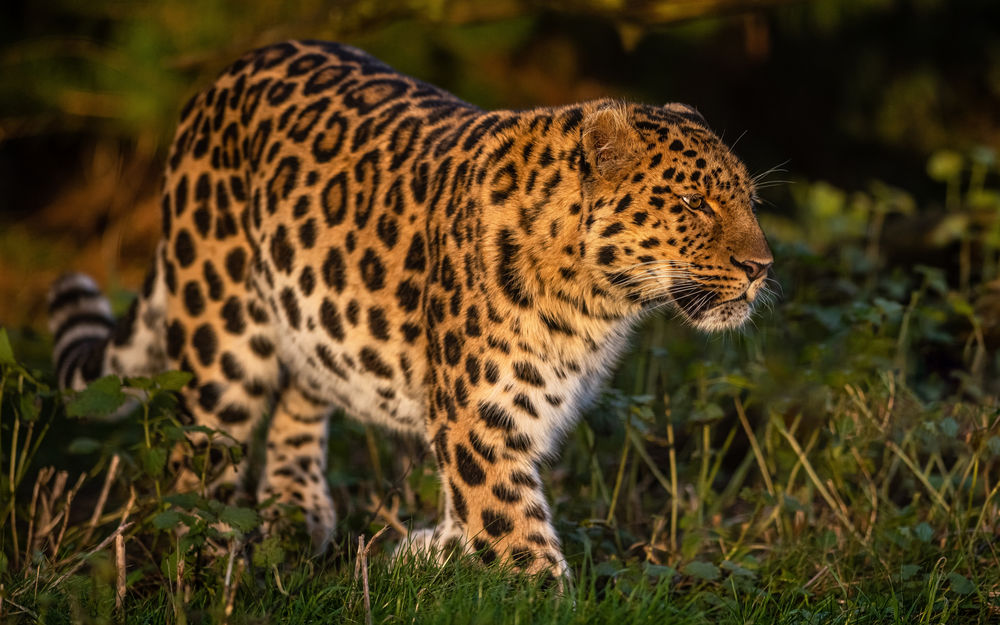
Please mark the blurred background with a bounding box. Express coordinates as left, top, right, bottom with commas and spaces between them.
2, 0, 998, 328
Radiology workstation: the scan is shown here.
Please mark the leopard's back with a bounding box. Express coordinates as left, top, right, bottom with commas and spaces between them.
158, 41, 499, 434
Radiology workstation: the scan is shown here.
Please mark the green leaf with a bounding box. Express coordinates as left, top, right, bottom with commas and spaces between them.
970, 145, 996, 167
915, 266, 948, 295
140, 446, 167, 477
252, 535, 286, 569
968, 189, 1000, 210
163, 492, 201, 509
162, 425, 187, 443
947, 293, 974, 317
900, 564, 920, 581
125, 376, 155, 391
914, 522, 933, 543
0, 327, 14, 365
927, 150, 962, 181
220, 505, 260, 532
183, 424, 218, 436
947, 572, 974, 595
680, 526, 704, 559
873, 297, 903, 320
938, 417, 958, 438
986, 436, 1000, 457
782, 494, 806, 512
690, 402, 724, 424
66, 375, 129, 418
154, 370, 193, 391
683, 561, 720, 582
593, 561, 624, 578
67, 437, 102, 454
179, 533, 205, 553
153, 510, 183, 530
642, 563, 677, 579
721, 560, 756, 578
19, 393, 40, 422
161, 551, 182, 581
125, 569, 145, 587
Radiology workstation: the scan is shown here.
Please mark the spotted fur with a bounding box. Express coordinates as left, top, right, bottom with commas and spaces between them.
48, 41, 773, 575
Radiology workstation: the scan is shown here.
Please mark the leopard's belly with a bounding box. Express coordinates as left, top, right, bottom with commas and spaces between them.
266, 267, 428, 435
283, 338, 427, 434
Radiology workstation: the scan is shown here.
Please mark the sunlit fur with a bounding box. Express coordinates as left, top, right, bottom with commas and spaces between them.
46, 41, 773, 578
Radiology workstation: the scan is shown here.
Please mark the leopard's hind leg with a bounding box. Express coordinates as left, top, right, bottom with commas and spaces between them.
160, 236, 279, 498
257, 383, 336, 551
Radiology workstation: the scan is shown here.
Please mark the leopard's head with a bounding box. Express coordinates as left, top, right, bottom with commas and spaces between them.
580, 100, 774, 331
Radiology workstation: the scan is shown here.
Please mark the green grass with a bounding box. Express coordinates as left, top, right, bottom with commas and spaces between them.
7, 539, 996, 624
3, 154, 1000, 623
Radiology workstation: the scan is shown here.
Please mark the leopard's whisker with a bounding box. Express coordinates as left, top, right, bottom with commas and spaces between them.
728, 129, 749, 150
750, 159, 790, 185
622, 273, 695, 285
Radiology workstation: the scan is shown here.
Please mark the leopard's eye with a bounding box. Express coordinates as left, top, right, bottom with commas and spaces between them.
682, 194, 705, 211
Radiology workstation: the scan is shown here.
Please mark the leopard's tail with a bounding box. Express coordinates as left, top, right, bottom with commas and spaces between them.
48, 273, 117, 390
48, 246, 168, 391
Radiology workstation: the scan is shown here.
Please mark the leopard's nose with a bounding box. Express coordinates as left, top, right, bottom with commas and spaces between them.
730, 255, 772, 282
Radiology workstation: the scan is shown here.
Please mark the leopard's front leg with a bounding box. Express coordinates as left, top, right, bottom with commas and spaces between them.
425, 400, 568, 578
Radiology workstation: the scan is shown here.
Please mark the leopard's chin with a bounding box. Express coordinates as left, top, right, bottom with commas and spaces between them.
688, 297, 754, 332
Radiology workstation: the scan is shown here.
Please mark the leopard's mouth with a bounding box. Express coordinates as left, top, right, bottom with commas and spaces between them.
665, 280, 754, 330
715, 292, 748, 306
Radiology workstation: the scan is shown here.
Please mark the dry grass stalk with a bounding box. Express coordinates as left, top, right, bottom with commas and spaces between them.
24, 468, 85, 563
223, 541, 237, 602
33, 521, 134, 596
734, 397, 775, 496
358, 535, 372, 625
222, 540, 243, 623
171, 548, 186, 624
83, 454, 121, 545
7, 418, 20, 569
368, 492, 409, 538
223, 555, 245, 623
272, 564, 289, 596
644, 515, 667, 563
119, 488, 137, 526
0, 582, 39, 621
31, 469, 67, 555
410, 587, 427, 625
666, 420, 678, 553
803, 564, 830, 590
50, 473, 86, 559
24, 466, 54, 563
885, 440, 951, 512
114, 532, 126, 613
848, 446, 879, 540
354, 526, 390, 625
775, 420, 862, 542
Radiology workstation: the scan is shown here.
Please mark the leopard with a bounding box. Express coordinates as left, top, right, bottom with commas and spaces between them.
48, 40, 773, 577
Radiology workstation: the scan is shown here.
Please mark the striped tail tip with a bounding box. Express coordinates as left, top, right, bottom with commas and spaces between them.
48, 273, 114, 390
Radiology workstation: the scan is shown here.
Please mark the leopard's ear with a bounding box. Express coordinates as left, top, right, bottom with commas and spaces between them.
662, 102, 710, 130
582, 102, 641, 181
